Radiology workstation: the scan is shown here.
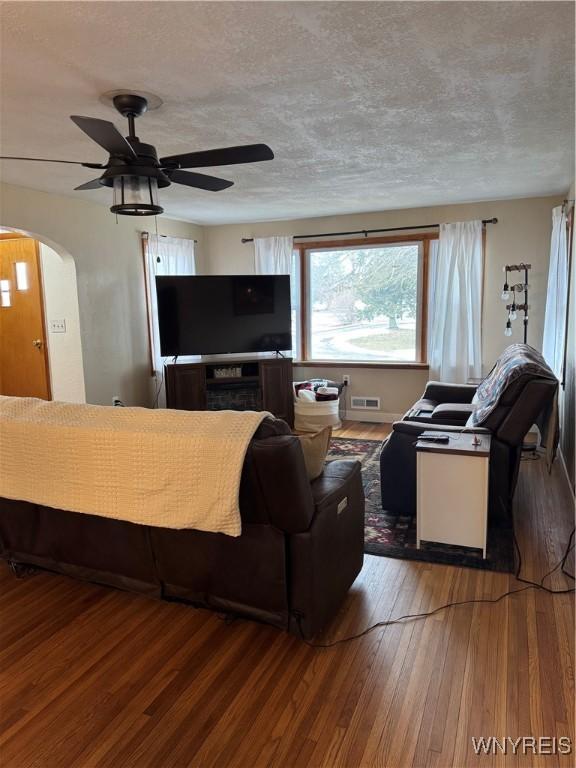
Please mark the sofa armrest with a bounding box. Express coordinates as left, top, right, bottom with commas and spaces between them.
430, 403, 476, 425
310, 459, 362, 509
422, 381, 477, 404
288, 460, 364, 639
391, 420, 490, 436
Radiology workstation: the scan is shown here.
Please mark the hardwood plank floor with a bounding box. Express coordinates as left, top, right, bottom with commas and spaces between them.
0, 422, 573, 768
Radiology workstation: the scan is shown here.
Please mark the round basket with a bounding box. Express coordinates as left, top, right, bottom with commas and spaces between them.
294, 397, 341, 432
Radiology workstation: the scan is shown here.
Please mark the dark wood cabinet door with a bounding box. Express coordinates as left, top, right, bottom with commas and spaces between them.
260, 359, 294, 426
166, 366, 206, 411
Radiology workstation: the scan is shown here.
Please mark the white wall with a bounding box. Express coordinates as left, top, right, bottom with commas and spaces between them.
203, 195, 560, 417
0, 182, 202, 406
0, 182, 560, 419
39, 242, 85, 403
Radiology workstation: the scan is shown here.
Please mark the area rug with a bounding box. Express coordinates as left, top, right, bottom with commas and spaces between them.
327, 437, 515, 573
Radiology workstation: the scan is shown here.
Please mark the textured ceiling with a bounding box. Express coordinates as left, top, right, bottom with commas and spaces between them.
0, 1, 574, 225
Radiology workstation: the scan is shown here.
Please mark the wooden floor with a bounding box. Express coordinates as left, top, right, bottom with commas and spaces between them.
0, 423, 574, 768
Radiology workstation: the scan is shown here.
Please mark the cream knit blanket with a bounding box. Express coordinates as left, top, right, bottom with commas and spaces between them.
0, 397, 268, 536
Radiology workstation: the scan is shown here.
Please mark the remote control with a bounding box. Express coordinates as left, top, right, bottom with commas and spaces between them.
418, 435, 450, 443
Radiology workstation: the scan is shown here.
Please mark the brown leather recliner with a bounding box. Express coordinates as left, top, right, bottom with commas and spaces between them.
0, 417, 365, 639
380, 345, 558, 519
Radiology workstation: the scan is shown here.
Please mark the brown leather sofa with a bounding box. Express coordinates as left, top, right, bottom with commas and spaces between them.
0, 417, 365, 639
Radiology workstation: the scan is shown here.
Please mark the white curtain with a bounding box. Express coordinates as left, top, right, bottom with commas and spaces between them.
254, 235, 299, 356
428, 221, 483, 382
144, 234, 196, 378
428, 239, 439, 363
254, 236, 294, 274
542, 206, 568, 379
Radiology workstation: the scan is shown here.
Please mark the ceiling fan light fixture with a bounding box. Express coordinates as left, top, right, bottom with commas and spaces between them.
1, 90, 274, 217
110, 175, 163, 216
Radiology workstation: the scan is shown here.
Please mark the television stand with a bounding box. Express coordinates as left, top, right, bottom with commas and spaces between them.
165, 357, 294, 426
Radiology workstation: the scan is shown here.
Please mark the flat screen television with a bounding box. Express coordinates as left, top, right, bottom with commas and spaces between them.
156, 275, 292, 357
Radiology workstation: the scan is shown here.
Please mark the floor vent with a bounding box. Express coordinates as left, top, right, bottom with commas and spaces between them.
350, 396, 381, 410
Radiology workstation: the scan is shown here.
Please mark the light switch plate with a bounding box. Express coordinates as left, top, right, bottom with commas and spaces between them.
50, 319, 66, 333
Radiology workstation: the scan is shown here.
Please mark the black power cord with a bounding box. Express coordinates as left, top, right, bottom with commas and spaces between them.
153, 355, 178, 409
152, 367, 164, 409
561, 530, 576, 581
513, 526, 575, 593
296, 519, 575, 648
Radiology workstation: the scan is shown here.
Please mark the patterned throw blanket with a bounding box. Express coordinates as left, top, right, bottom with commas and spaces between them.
468, 344, 557, 427
0, 397, 268, 536
467, 344, 559, 468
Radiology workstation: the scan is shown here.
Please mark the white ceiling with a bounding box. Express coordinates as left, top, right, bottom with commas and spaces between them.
0, 1, 574, 225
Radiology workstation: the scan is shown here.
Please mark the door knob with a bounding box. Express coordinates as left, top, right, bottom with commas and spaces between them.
32, 339, 43, 349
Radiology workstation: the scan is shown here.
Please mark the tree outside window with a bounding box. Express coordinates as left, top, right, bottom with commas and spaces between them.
307, 244, 420, 361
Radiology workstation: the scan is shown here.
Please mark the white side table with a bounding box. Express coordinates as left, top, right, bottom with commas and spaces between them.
416, 432, 491, 558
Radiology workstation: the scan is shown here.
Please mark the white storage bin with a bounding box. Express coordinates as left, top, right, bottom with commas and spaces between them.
294, 397, 341, 432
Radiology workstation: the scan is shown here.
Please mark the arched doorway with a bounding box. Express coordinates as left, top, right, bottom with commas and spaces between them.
0, 227, 86, 402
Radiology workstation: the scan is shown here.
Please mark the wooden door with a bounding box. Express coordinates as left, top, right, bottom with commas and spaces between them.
0, 237, 51, 399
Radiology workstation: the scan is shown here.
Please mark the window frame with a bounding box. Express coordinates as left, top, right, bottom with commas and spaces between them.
293, 233, 436, 368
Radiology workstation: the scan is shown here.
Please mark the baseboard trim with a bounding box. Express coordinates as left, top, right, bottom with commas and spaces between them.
343, 410, 402, 424
558, 448, 575, 497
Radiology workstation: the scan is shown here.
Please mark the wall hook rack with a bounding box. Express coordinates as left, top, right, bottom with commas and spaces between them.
501, 263, 531, 342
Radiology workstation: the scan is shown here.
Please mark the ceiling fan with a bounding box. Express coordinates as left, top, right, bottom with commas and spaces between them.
0, 93, 274, 216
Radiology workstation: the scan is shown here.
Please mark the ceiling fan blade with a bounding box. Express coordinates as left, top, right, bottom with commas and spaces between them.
167, 169, 234, 191
0, 155, 104, 167
70, 116, 137, 158
74, 178, 103, 191
160, 143, 273, 169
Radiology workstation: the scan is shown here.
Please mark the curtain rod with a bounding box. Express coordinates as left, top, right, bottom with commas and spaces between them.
240, 218, 498, 244
141, 232, 198, 243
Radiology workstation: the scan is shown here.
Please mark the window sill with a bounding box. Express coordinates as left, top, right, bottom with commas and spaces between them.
293, 360, 429, 370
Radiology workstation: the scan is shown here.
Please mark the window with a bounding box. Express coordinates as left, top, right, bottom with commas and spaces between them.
141, 233, 196, 377
15, 262, 29, 291
289, 251, 301, 359
295, 236, 433, 365
0, 279, 11, 307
